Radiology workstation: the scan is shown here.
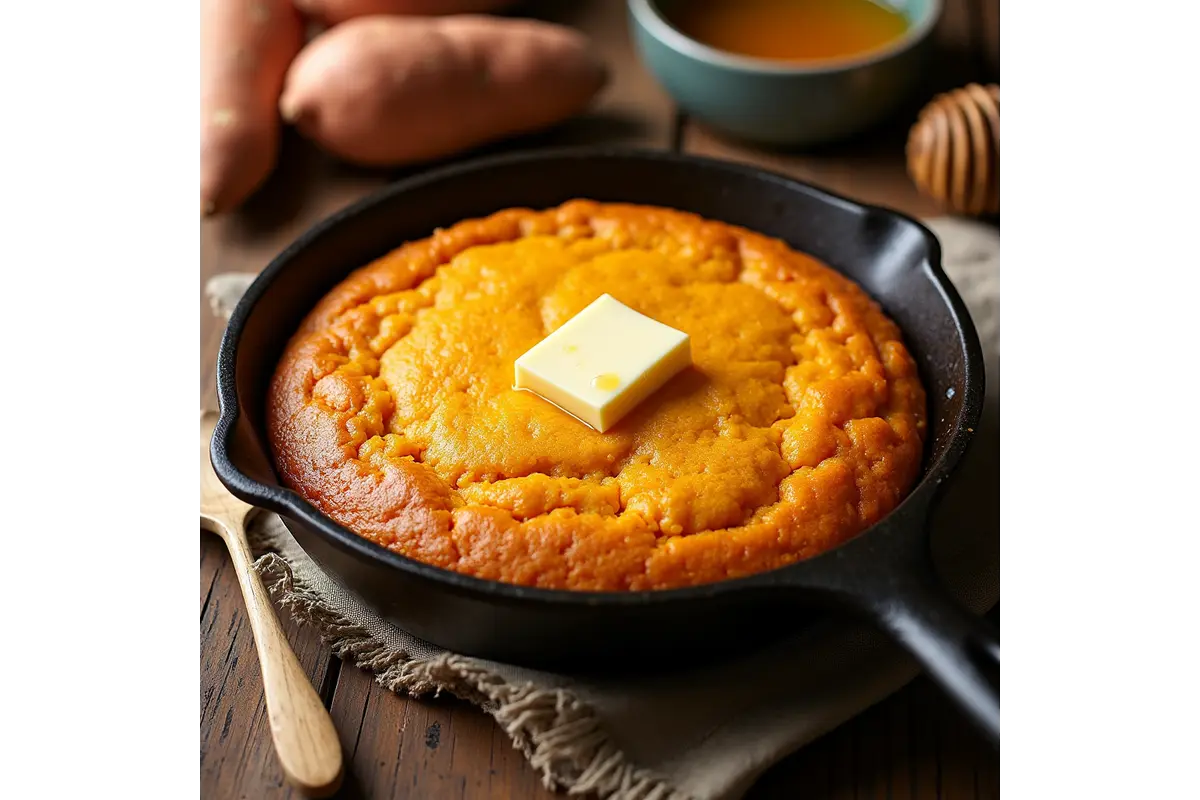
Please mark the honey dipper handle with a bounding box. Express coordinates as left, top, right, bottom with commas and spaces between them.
221, 521, 344, 797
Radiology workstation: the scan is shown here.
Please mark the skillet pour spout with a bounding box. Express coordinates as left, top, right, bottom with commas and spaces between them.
211, 147, 998, 747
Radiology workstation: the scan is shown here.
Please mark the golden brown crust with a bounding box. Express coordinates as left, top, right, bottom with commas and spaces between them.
267, 201, 926, 591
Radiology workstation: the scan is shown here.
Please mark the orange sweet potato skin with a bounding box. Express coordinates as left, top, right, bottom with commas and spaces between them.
201, 0, 304, 216
279, 15, 608, 166
293, 0, 517, 25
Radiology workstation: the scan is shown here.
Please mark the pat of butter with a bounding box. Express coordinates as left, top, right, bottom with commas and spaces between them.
514, 294, 692, 433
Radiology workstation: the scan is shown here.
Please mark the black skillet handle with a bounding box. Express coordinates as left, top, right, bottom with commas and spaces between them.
865, 564, 999, 744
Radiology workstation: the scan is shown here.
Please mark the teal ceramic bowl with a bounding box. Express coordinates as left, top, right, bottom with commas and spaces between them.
628, 0, 942, 146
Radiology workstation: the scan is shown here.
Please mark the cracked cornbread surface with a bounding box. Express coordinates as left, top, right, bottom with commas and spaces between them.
267, 201, 926, 591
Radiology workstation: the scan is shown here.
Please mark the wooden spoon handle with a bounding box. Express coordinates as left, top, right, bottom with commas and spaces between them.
221, 520, 344, 797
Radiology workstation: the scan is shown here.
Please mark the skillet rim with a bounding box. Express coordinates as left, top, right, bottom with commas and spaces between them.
211, 145, 985, 608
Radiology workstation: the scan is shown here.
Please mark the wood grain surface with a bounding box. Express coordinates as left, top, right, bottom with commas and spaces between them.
200, 2, 1000, 797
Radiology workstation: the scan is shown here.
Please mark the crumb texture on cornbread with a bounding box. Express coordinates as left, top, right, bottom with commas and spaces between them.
267, 201, 927, 591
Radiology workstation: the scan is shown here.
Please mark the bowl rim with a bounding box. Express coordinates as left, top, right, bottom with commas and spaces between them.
628, 0, 944, 75
212, 145, 983, 609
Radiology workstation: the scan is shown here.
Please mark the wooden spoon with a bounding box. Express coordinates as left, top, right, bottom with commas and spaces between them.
200, 411, 344, 797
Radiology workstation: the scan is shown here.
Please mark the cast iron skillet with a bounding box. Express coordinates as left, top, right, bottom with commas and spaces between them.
211, 148, 999, 744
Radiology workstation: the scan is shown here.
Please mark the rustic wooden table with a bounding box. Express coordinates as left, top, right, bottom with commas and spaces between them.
201, 2, 1000, 797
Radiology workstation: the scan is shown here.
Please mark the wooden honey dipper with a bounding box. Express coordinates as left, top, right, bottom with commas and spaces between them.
906, 83, 999, 216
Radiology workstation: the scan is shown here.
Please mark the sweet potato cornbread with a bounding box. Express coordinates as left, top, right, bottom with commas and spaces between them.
267, 201, 926, 591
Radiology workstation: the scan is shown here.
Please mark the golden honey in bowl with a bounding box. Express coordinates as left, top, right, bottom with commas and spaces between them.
665, 0, 910, 64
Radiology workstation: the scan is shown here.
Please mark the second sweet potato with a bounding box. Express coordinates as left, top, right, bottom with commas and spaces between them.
279, 15, 608, 166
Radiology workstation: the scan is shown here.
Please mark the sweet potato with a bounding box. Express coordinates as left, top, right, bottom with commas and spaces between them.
278, 15, 608, 166
292, 0, 517, 26
201, 0, 304, 216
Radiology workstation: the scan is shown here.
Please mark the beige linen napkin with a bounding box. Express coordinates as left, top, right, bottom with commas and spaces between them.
207, 217, 999, 800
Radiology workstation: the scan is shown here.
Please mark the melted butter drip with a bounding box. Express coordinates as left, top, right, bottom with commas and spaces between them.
591, 373, 621, 391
